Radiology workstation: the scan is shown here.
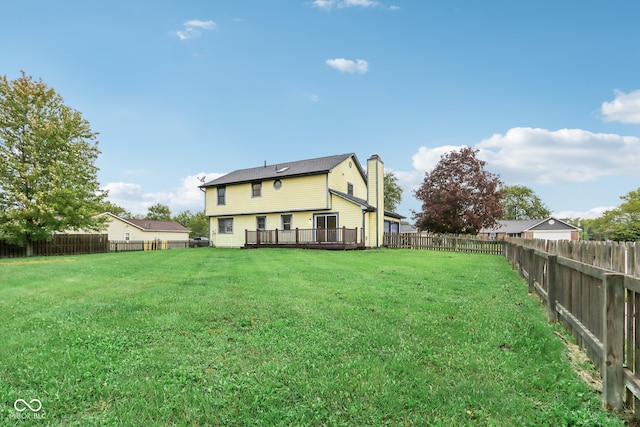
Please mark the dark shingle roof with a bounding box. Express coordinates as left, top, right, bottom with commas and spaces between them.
479, 217, 579, 233
124, 218, 190, 233
200, 153, 363, 187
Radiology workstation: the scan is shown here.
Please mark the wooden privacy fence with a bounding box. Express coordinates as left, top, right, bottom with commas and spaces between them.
505, 239, 640, 416
383, 232, 504, 255
505, 238, 640, 277
0, 234, 109, 259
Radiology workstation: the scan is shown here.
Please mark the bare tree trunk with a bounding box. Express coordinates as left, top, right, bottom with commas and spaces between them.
26, 241, 34, 257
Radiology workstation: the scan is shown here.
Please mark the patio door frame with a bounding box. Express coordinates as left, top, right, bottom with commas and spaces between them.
314, 213, 338, 243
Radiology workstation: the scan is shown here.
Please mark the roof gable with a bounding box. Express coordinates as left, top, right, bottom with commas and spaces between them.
528, 217, 580, 231
200, 153, 365, 187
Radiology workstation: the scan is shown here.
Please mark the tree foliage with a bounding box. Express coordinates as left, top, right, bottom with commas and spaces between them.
0, 72, 107, 251
412, 147, 504, 234
500, 185, 551, 220
383, 171, 402, 212
174, 210, 208, 238
145, 203, 172, 221
96, 200, 131, 218
587, 188, 640, 241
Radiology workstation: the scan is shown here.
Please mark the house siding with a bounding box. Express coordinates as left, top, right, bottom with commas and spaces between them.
205, 174, 328, 216
327, 156, 367, 200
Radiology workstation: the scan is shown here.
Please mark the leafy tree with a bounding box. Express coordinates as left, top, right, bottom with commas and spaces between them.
500, 185, 551, 220
383, 171, 402, 212
0, 72, 107, 255
174, 210, 208, 238
145, 203, 171, 221
96, 200, 131, 218
592, 188, 640, 241
412, 147, 504, 234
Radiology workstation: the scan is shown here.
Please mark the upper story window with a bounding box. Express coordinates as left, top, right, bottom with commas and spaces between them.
347, 182, 354, 196
252, 182, 262, 197
217, 186, 226, 205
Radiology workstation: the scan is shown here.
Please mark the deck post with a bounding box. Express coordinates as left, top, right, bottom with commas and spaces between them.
256, 229, 260, 245
275, 228, 279, 244
245, 229, 248, 246
342, 226, 346, 243
295, 228, 299, 244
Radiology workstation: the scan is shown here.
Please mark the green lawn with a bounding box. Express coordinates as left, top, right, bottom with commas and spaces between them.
0, 248, 626, 426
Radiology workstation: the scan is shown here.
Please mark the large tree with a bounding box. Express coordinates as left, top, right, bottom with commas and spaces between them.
174, 210, 208, 238
500, 184, 551, 220
384, 171, 402, 212
412, 147, 504, 234
0, 72, 107, 255
591, 187, 640, 241
145, 203, 172, 221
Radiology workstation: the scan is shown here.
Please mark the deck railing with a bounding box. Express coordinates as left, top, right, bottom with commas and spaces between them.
245, 227, 361, 246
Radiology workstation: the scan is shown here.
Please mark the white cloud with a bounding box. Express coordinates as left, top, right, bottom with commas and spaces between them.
326, 58, 369, 74
184, 19, 216, 30
103, 173, 224, 216
311, 0, 398, 9
410, 145, 465, 173
176, 19, 217, 40
310, 94, 320, 102
389, 127, 640, 220
476, 127, 640, 184
601, 89, 640, 124
553, 206, 614, 220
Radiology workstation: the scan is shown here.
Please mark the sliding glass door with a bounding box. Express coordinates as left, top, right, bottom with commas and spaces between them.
315, 214, 338, 243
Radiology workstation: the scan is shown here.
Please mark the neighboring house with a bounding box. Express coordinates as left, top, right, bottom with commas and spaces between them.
91, 212, 190, 242
478, 217, 580, 241
199, 153, 404, 248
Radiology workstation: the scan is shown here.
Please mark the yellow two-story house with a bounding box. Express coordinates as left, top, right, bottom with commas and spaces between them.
200, 153, 403, 248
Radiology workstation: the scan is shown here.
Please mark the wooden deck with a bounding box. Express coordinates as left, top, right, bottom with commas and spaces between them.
244, 227, 365, 250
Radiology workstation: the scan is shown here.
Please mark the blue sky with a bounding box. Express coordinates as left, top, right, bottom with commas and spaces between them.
3, 0, 640, 220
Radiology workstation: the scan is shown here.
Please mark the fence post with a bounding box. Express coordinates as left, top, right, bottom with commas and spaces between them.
546, 255, 558, 323
526, 248, 535, 293
602, 273, 625, 410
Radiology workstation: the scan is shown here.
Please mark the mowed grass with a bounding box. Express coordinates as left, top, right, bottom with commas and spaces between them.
0, 248, 626, 426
